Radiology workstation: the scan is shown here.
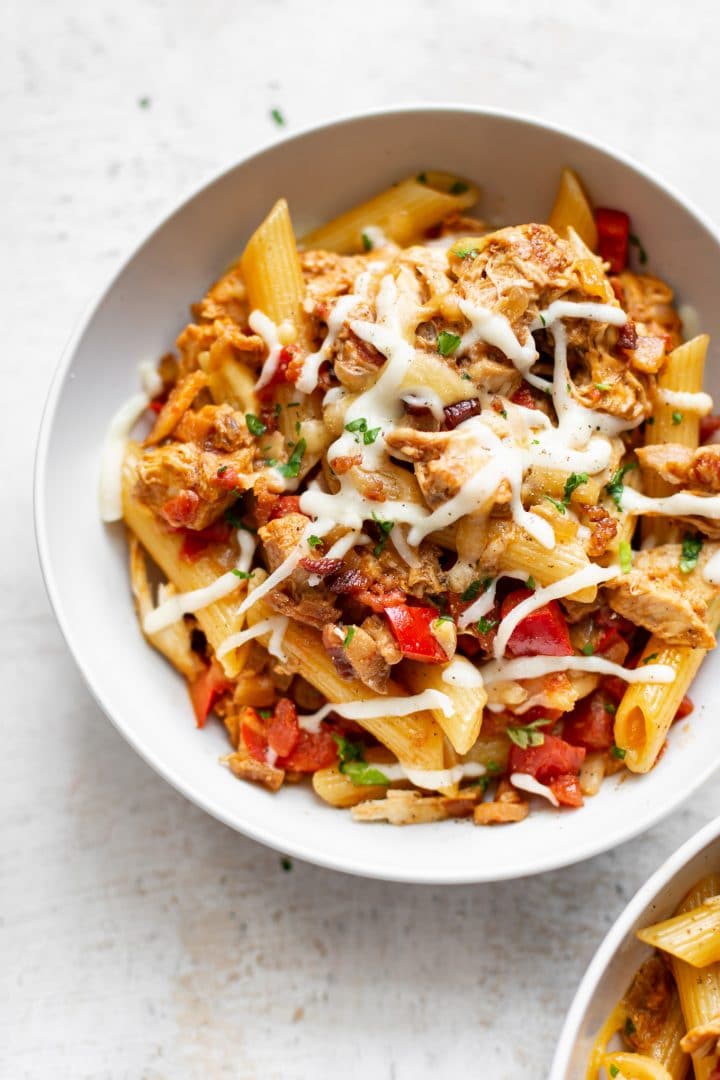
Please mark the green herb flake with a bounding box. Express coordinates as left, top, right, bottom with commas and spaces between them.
270, 107, 285, 127
672, 410, 683, 426
416, 172, 427, 184
604, 703, 617, 716
461, 372, 472, 381
605, 461, 637, 510
333, 734, 390, 786
372, 514, 394, 557
642, 652, 659, 665
544, 494, 567, 515
138, 96, 151, 109
629, 233, 648, 265
274, 402, 282, 418
609, 1066, 620, 1078
433, 615, 454, 626
245, 413, 267, 436
611, 745, 626, 761
526, 576, 536, 591
539, 313, 546, 327
581, 642, 595, 656
280, 856, 293, 871
224, 502, 245, 528
506, 719, 548, 749
453, 242, 480, 260
361, 231, 373, 252
277, 438, 306, 479
345, 417, 368, 438
363, 426, 381, 445
564, 472, 589, 503
343, 626, 356, 649
231, 569, 254, 580
307, 535, 323, 549
259, 709, 273, 720
619, 540, 633, 574
595, 382, 611, 392
680, 534, 703, 574
625, 1017, 636, 1036
217, 464, 229, 476
476, 617, 498, 635
450, 180, 469, 195
461, 577, 492, 603
647, 416, 655, 425
485, 761, 502, 775
437, 330, 462, 357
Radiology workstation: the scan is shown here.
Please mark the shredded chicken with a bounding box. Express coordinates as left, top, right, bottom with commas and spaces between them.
638, 443, 720, 492
224, 748, 285, 792
134, 442, 254, 530
321, 622, 391, 693
616, 271, 683, 347
352, 788, 480, 825
621, 956, 676, 1055
606, 542, 720, 648
299, 250, 366, 305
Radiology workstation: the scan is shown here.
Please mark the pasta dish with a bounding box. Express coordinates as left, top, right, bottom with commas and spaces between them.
589, 871, 720, 1079
99, 167, 720, 826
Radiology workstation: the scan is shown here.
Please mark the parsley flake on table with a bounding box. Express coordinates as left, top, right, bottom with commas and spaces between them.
270, 107, 285, 126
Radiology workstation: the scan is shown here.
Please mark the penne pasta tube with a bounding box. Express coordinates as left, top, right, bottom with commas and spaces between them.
615, 595, 720, 773
637, 896, 720, 967
301, 172, 479, 253
498, 526, 597, 602
548, 167, 598, 250
601, 1052, 673, 1079
401, 657, 486, 755
671, 874, 720, 1080
241, 197, 306, 329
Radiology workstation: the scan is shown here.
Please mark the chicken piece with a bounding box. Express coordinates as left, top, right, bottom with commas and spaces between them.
258, 513, 308, 570
144, 370, 209, 446
361, 614, 403, 665
191, 263, 250, 325
259, 514, 339, 629
134, 442, 255, 530
352, 788, 480, 825
349, 542, 444, 601
176, 317, 264, 377
621, 956, 676, 1055
333, 313, 385, 391
321, 623, 391, 693
300, 249, 367, 305
616, 272, 683, 348
638, 443, 720, 492
173, 403, 251, 453
224, 748, 285, 792
606, 542, 720, 648
385, 422, 508, 509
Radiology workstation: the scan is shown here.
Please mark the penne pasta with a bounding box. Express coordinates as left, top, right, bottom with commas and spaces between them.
637, 896, 720, 968
401, 656, 486, 755
671, 875, 720, 1080
241, 197, 305, 329
548, 167, 599, 250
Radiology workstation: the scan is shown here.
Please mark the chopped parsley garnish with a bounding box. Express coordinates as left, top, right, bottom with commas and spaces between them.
605, 461, 637, 510
647, 416, 655, 425
461, 577, 493, 603
453, 242, 480, 259
259, 709, 273, 720
629, 232, 648, 265
485, 761, 502, 775
449, 180, 469, 195
611, 745, 626, 760
506, 719, 548, 749
231, 569, 254, 580
461, 372, 472, 381
642, 652, 659, 664
437, 330, 462, 356
333, 734, 390, 786
581, 642, 595, 656
672, 410, 683, 425
594, 382, 611, 392
138, 96, 151, 109
345, 416, 367, 433
217, 464, 229, 476
619, 540, 633, 574
270, 107, 285, 126
564, 472, 589, 503
343, 626, 356, 649
280, 856, 293, 871
277, 438, 306, 478
604, 703, 617, 716
609, 1065, 619, 1078
274, 402, 282, 418
361, 231, 373, 252
544, 495, 567, 515
680, 534, 703, 574
539, 313, 546, 327
346, 416, 380, 444
363, 426, 381, 445
526, 576, 536, 591
416, 172, 427, 184
372, 514, 394, 557
433, 615, 455, 626
499, 408, 508, 419
245, 413, 267, 436
625, 1017, 636, 1036
307, 535, 323, 549
476, 616, 497, 635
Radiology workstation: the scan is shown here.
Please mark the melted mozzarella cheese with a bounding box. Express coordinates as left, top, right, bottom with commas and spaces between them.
137, 360, 163, 398
703, 549, 720, 584
296, 293, 360, 394
510, 773, 560, 807
656, 388, 713, 415
250, 310, 292, 390
621, 487, 720, 519
441, 656, 484, 688
380, 761, 486, 789
216, 615, 289, 661
99, 392, 149, 522
481, 654, 675, 685
297, 688, 454, 734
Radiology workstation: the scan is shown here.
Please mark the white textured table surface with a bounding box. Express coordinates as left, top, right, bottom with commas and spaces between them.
5, 2, 720, 1076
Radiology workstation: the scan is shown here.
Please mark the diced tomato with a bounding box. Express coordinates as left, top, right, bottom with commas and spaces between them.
179, 520, 233, 562
674, 695, 693, 722
550, 773, 584, 808
241, 719, 269, 762
563, 690, 616, 752
189, 659, 229, 728
148, 397, 165, 413
268, 495, 304, 520
509, 733, 586, 784
257, 345, 294, 398
277, 728, 338, 772
356, 587, 407, 612
707, 1063, 720, 1080
161, 490, 200, 528
595, 207, 630, 273
701, 415, 720, 444
385, 604, 448, 663
216, 466, 242, 491
510, 383, 538, 410
500, 588, 573, 657
267, 699, 300, 758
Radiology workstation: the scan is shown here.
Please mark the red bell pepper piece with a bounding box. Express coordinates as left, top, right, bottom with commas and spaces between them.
267, 698, 300, 758
550, 773, 584, 808
277, 729, 338, 772
674, 695, 693, 722
179, 520, 233, 562
563, 689, 616, 752
500, 588, 573, 657
189, 659, 229, 728
595, 207, 630, 273
385, 604, 448, 662
257, 345, 294, 398
509, 732, 585, 784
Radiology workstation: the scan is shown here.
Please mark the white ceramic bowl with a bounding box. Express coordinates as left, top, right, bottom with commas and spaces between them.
35, 106, 720, 883
551, 816, 720, 1077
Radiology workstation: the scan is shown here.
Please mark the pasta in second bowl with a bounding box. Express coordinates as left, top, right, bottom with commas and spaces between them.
35, 107, 720, 882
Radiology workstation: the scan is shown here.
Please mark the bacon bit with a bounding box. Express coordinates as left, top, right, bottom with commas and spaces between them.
403, 396, 433, 418
148, 397, 166, 413
617, 318, 638, 350
444, 398, 481, 429
216, 466, 242, 491
330, 454, 363, 475
161, 490, 200, 528
701, 415, 720, 444
180, 520, 233, 561
269, 495, 305, 520
510, 383, 538, 410
550, 773, 584, 808
355, 587, 406, 612
299, 557, 344, 576
327, 568, 372, 595
584, 505, 618, 557
674, 695, 693, 722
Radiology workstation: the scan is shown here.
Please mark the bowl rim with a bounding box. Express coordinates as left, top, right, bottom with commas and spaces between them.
549, 815, 720, 1077
34, 103, 720, 883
